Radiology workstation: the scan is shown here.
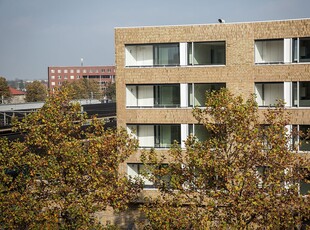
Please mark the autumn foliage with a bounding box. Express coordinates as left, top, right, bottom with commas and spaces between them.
0, 76, 11, 103
67, 78, 102, 100
25, 80, 47, 102
141, 89, 310, 229
0, 87, 140, 229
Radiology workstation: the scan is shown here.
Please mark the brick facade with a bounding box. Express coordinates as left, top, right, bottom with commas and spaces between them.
116, 19, 310, 128
113, 19, 310, 227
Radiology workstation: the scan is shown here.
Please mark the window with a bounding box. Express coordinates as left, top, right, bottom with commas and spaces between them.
57, 69, 61, 73
154, 44, 180, 66
64, 76, 67, 80
293, 125, 310, 151
64, 69, 68, 73
255, 82, 284, 106
58, 82, 62, 85
300, 182, 310, 196
300, 169, 310, 195
125, 42, 227, 67
154, 125, 181, 148
259, 125, 274, 150
127, 163, 170, 189
127, 124, 181, 148
188, 41, 226, 65
51, 82, 55, 86
101, 69, 105, 72
127, 163, 154, 188
51, 75, 55, 79
254, 81, 310, 108
126, 84, 180, 108
70, 75, 74, 80
256, 166, 271, 189
126, 45, 154, 66
188, 124, 213, 142
126, 83, 226, 108
256, 166, 294, 191
83, 69, 87, 73
255, 39, 284, 64
154, 85, 180, 107
85, 75, 100, 79
292, 82, 310, 107
50, 69, 55, 73
125, 43, 180, 67
58, 76, 62, 79
76, 69, 80, 73
293, 37, 310, 63
299, 125, 310, 152
70, 69, 74, 73
188, 83, 225, 107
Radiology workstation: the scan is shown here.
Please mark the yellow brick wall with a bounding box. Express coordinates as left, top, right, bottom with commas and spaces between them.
114, 18, 310, 227
115, 19, 310, 129
115, 18, 310, 190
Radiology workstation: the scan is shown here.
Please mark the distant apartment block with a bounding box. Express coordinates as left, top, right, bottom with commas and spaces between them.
47, 65, 115, 93
115, 18, 310, 191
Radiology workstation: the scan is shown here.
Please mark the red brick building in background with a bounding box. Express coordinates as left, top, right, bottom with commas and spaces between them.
47, 65, 115, 95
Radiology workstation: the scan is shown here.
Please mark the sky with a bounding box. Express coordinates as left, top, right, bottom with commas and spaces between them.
0, 0, 309, 80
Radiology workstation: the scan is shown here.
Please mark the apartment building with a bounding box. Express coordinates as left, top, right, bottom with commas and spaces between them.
47, 65, 115, 94
115, 18, 310, 190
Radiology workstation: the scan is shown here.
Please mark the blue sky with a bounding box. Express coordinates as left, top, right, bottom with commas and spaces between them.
0, 0, 309, 80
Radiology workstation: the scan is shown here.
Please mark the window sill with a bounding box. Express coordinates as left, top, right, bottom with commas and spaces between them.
255, 62, 310, 65
126, 106, 205, 109
258, 106, 310, 109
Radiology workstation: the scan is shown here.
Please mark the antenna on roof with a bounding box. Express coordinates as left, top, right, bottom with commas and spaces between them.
81, 58, 84, 66
218, 19, 225, 23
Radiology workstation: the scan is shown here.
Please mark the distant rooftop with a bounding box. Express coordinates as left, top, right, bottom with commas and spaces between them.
9, 87, 25, 95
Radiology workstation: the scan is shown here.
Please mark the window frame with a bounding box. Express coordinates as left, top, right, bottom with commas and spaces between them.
188, 41, 226, 66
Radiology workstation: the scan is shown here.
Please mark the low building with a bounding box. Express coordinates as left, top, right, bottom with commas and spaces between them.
8, 86, 26, 104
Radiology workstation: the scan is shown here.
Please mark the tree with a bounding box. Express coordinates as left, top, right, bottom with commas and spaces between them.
25, 80, 47, 102
105, 82, 116, 102
0, 86, 140, 229
0, 76, 11, 103
140, 89, 310, 229
69, 78, 102, 100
